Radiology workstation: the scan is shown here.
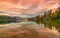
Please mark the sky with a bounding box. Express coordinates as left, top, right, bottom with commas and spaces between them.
0, 0, 60, 16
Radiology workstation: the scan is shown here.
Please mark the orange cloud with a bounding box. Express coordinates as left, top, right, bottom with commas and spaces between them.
0, 0, 59, 15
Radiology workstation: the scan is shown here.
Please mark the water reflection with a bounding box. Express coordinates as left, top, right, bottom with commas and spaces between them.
0, 21, 59, 38
0, 21, 59, 34
0, 21, 38, 29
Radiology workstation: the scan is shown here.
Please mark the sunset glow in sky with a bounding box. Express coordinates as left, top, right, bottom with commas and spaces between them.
0, 0, 59, 16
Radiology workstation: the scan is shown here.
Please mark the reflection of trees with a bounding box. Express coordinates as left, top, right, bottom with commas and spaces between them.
44, 9, 60, 32
0, 15, 12, 24
36, 15, 44, 24
36, 15, 40, 24
35, 9, 60, 32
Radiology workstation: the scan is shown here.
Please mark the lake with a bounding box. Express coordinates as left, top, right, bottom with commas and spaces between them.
0, 21, 59, 38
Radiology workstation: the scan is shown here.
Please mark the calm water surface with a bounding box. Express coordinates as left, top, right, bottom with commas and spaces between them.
0, 21, 59, 38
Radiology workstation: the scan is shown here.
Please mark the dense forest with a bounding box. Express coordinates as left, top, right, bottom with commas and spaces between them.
0, 9, 60, 32
0, 15, 13, 24
36, 8, 60, 32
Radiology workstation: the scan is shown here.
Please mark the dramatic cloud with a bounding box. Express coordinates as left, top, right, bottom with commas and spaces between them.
0, 0, 59, 16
